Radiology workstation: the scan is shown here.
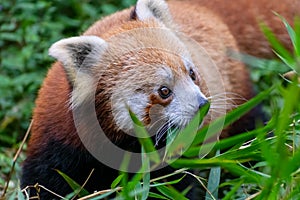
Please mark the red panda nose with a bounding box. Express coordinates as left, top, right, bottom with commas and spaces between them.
198, 97, 209, 110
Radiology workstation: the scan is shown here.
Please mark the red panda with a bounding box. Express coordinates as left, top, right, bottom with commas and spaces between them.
21, 0, 298, 199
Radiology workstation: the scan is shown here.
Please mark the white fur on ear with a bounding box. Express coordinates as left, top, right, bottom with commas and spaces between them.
49, 36, 106, 69
49, 36, 107, 84
135, 0, 173, 27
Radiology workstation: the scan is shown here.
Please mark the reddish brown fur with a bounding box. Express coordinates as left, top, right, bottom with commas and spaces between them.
29, 0, 298, 153
27, 63, 83, 154
192, 0, 300, 58
86, 0, 300, 57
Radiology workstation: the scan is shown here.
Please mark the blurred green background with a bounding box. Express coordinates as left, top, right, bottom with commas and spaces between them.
0, 0, 135, 192
0, 0, 135, 146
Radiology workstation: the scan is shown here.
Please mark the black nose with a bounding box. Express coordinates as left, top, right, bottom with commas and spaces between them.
198, 97, 209, 109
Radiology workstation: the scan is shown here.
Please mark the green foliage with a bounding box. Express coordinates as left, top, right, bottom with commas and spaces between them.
55, 169, 90, 198
0, 0, 135, 198
260, 15, 300, 72
0, 0, 135, 146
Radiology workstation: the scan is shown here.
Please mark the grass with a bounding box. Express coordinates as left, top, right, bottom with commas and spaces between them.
0, 3, 299, 200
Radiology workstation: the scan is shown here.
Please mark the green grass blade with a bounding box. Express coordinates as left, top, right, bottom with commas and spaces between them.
294, 17, 300, 58
185, 119, 275, 157
274, 13, 297, 55
156, 185, 188, 200
111, 174, 124, 189
181, 185, 193, 197
221, 163, 262, 183
213, 140, 266, 161
150, 175, 186, 187
129, 109, 160, 163
165, 103, 210, 158
222, 180, 244, 200
17, 187, 26, 200
192, 87, 273, 146
205, 150, 220, 200
295, 18, 300, 74
55, 169, 90, 197
171, 158, 238, 169
230, 51, 289, 73
119, 152, 130, 199
171, 160, 264, 183
148, 192, 169, 199
120, 147, 151, 199
141, 147, 150, 200
283, 147, 300, 178
260, 22, 294, 68
275, 13, 300, 58
275, 82, 300, 156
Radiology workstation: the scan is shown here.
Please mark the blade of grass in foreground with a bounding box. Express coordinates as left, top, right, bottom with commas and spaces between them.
55, 169, 89, 197
259, 81, 300, 199
141, 147, 150, 200
156, 184, 188, 200
205, 150, 220, 200
184, 119, 275, 157
129, 109, 160, 164
260, 22, 294, 68
165, 103, 210, 158
110, 174, 124, 189
192, 87, 273, 146
294, 18, 300, 58
274, 13, 300, 58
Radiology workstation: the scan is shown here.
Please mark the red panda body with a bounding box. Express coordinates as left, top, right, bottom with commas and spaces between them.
21, 0, 298, 199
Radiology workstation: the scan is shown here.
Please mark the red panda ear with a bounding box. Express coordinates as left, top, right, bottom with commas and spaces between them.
49, 36, 107, 85
134, 0, 174, 28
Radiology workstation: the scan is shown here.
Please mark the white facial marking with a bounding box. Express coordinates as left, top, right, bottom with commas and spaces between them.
111, 91, 148, 133
167, 77, 207, 128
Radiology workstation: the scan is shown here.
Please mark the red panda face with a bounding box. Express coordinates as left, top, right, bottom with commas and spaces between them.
49, 25, 209, 144
48, 0, 213, 144
108, 48, 208, 141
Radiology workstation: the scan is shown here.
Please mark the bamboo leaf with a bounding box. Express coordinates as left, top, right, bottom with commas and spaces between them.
156, 184, 188, 200
205, 150, 220, 200
294, 17, 300, 58
129, 109, 160, 164
222, 180, 244, 200
150, 175, 186, 187
192, 87, 273, 147
260, 22, 294, 68
55, 169, 89, 197
148, 192, 169, 199
185, 119, 275, 157
274, 13, 297, 54
141, 147, 150, 200
166, 103, 210, 158
111, 174, 124, 189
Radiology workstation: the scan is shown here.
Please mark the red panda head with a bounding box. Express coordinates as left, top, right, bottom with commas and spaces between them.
48, 0, 209, 144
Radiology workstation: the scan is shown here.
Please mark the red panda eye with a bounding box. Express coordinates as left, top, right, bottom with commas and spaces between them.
189, 69, 196, 81
158, 86, 172, 99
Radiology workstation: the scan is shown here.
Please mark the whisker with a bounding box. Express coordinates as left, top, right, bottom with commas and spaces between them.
211, 102, 237, 105
208, 94, 248, 102
210, 97, 244, 101
210, 97, 247, 103
208, 93, 247, 99
211, 104, 237, 109
209, 110, 228, 115
208, 91, 245, 96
